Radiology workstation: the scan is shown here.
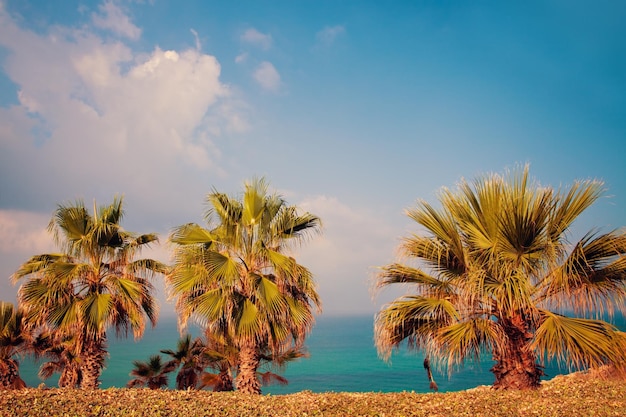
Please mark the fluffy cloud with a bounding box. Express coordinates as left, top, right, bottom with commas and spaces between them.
291, 195, 402, 316
0, 2, 248, 306
253, 61, 281, 93
0, 3, 245, 216
0, 209, 56, 305
91, 0, 142, 40
240, 28, 272, 50
0, 210, 54, 254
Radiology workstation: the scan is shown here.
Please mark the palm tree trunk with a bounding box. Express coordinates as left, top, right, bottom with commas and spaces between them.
236, 340, 261, 394
176, 368, 198, 390
79, 335, 107, 389
215, 369, 234, 392
491, 315, 544, 389
59, 363, 81, 388
0, 360, 26, 389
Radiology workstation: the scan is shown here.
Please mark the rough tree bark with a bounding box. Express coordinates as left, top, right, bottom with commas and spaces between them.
79, 336, 107, 389
236, 340, 261, 394
0, 360, 26, 390
491, 315, 544, 389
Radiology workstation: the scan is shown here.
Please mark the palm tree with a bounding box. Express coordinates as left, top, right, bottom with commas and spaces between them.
198, 331, 238, 392
37, 333, 82, 388
161, 334, 207, 389
198, 332, 307, 392
167, 178, 322, 394
127, 355, 175, 389
375, 166, 626, 390
257, 345, 309, 387
0, 302, 27, 389
12, 196, 168, 389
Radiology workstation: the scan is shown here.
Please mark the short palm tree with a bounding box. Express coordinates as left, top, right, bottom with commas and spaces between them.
127, 355, 175, 389
37, 333, 82, 388
257, 345, 308, 387
167, 178, 322, 394
199, 331, 238, 392
375, 166, 626, 389
0, 302, 28, 389
12, 196, 168, 389
161, 334, 207, 389
198, 331, 306, 391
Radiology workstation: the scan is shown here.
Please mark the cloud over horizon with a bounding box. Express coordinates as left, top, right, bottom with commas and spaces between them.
0, 3, 393, 316
1, 0, 624, 321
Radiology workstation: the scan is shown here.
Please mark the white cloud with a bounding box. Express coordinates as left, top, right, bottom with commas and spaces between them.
190, 28, 201, 51
316, 25, 345, 46
235, 52, 248, 64
91, 0, 142, 40
0, 210, 54, 254
0, 2, 247, 223
253, 61, 281, 93
291, 195, 401, 315
240, 28, 272, 50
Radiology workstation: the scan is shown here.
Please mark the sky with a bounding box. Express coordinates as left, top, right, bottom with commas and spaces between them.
0, 0, 625, 319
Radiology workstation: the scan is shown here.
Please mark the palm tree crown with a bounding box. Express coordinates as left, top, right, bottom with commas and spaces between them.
0, 302, 28, 389
127, 355, 175, 390
161, 334, 207, 390
375, 166, 626, 389
36, 332, 82, 388
167, 178, 322, 394
12, 196, 168, 389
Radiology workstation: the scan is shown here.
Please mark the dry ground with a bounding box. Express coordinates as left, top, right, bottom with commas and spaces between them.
1, 370, 624, 417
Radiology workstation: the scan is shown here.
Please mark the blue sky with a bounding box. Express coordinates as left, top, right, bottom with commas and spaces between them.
1, 0, 625, 317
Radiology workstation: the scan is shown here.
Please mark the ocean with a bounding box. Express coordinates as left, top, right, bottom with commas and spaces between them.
19, 314, 625, 394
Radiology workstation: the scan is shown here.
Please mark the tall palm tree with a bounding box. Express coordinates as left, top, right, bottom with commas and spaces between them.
0, 302, 28, 389
167, 178, 322, 394
161, 334, 207, 389
127, 355, 175, 390
375, 166, 626, 390
12, 196, 168, 389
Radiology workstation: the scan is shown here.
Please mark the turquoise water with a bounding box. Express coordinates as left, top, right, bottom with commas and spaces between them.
19, 314, 625, 394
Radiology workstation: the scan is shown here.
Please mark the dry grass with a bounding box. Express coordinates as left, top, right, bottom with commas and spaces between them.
1, 371, 624, 417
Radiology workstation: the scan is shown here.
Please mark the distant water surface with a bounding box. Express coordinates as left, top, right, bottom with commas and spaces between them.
20, 314, 625, 394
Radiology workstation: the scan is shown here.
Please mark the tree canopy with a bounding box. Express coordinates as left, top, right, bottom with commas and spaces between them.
375, 166, 626, 389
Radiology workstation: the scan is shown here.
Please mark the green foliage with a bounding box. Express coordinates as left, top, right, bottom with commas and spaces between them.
375, 166, 626, 388
12, 196, 168, 388
167, 178, 322, 394
127, 355, 174, 390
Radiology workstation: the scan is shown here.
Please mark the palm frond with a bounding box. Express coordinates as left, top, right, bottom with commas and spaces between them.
532, 310, 626, 371
242, 178, 267, 226
376, 263, 454, 296
375, 296, 459, 360
548, 180, 604, 241
256, 276, 287, 315
541, 231, 626, 316
436, 318, 504, 370
237, 300, 261, 340
259, 371, 288, 386
169, 223, 215, 245
11, 254, 66, 283
81, 293, 113, 335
